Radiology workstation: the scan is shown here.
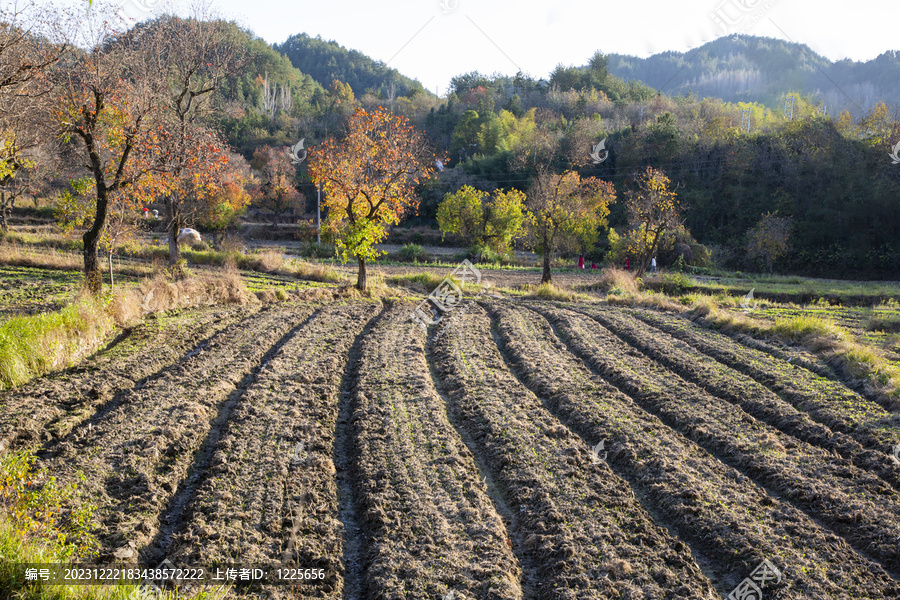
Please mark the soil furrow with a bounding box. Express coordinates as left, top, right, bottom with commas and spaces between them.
631, 308, 900, 463
335, 307, 380, 600
427, 342, 537, 600
571, 304, 900, 493
489, 301, 898, 599
347, 303, 521, 599
431, 303, 718, 600
168, 301, 382, 600
0, 304, 256, 451
39, 306, 311, 561
532, 304, 900, 579
147, 308, 324, 563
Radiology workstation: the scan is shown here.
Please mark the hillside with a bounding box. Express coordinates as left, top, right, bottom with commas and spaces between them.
274, 33, 427, 100
606, 35, 900, 116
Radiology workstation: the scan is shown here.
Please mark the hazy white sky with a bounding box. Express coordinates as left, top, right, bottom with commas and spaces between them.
75, 0, 898, 94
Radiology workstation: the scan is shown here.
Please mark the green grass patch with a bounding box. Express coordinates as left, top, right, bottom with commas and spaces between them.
0, 297, 112, 389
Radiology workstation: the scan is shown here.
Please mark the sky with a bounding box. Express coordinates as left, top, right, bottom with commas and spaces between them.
67, 0, 897, 95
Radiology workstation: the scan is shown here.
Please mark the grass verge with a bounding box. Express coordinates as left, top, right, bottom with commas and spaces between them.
0, 272, 258, 390
592, 269, 900, 409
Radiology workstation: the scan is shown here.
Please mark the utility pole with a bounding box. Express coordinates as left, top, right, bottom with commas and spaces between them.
783, 96, 795, 121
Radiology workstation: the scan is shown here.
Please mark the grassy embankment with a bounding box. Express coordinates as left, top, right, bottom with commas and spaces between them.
601, 268, 900, 410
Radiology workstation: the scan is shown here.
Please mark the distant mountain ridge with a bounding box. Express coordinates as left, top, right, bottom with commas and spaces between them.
274, 33, 427, 100
606, 35, 900, 115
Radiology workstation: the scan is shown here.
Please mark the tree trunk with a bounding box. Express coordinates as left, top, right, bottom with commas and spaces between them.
83, 188, 110, 295
167, 198, 180, 266
541, 251, 552, 284
356, 256, 367, 291
108, 250, 114, 288
0, 192, 9, 232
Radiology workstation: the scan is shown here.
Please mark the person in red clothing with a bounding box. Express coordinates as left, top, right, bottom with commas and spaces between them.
578, 255, 584, 269
625, 257, 630, 271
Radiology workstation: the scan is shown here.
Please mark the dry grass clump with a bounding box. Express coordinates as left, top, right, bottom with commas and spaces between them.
251, 249, 284, 272
285, 259, 344, 283
522, 282, 591, 302
0, 244, 81, 271
109, 272, 256, 326
599, 267, 640, 296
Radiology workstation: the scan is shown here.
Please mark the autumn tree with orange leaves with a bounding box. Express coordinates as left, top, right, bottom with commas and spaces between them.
309, 107, 436, 290
57, 11, 172, 292
57, 8, 245, 290
154, 15, 246, 265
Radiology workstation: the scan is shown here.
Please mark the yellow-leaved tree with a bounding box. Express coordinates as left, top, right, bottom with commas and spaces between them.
436, 185, 527, 257
623, 167, 681, 276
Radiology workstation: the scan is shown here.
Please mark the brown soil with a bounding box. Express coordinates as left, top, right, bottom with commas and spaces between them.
430, 302, 718, 600
11, 297, 900, 599
532, 304, 900, 579
488, 300, 899, 599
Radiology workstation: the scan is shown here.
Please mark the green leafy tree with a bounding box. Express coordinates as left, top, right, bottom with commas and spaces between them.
436, 185, 527, 254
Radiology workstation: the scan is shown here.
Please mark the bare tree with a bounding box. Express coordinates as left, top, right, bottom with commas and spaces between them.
0, 2, 68, 224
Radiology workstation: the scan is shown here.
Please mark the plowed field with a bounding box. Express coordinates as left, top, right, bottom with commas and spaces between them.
4, 297, 900, 599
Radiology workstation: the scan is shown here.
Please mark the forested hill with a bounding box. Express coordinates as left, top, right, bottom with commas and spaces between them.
606, 35, 900, 116
274, 33, 427, 99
